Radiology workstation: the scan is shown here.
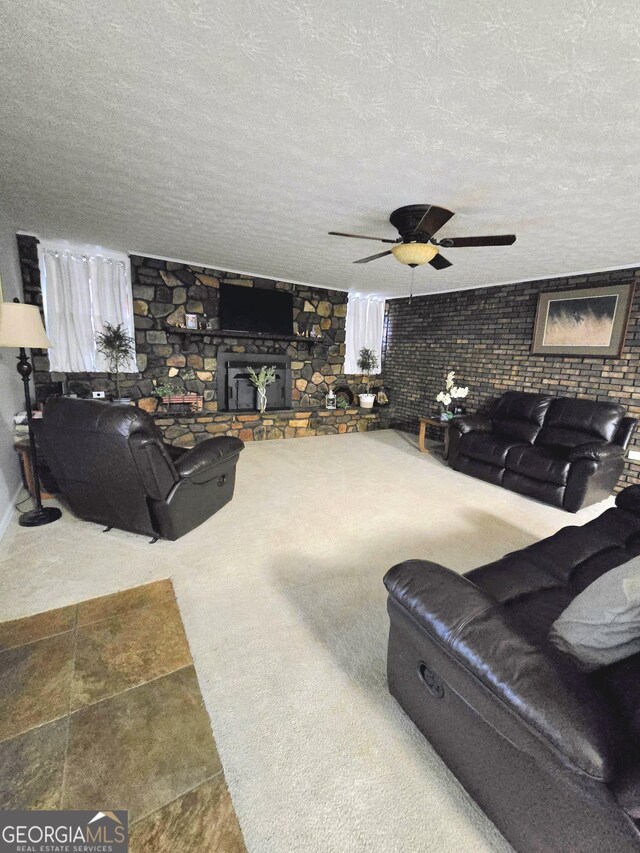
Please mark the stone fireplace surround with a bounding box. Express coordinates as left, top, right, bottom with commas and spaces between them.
18, 236, 389, 446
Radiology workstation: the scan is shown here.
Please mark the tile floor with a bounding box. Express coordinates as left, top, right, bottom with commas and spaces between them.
0, 579, 246, 852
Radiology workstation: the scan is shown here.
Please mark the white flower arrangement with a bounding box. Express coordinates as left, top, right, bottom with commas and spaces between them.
436, 371, 469, 417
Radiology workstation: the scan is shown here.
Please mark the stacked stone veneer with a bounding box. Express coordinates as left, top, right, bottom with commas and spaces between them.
18, 235, 387, 445
384, 266, 640, 488
128, 254, 356, 412
153, 408, 385, 447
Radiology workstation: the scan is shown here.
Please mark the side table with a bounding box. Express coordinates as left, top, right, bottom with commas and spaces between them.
418, 416, 452, 460
14, 435, 55, 499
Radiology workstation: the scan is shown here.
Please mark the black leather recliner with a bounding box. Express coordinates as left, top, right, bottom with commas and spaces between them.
384, 485, 640, 853
40, 398, 244, 540
448, 391, 637, 511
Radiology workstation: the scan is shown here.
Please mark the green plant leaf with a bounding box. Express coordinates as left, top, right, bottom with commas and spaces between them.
246, 365, 277, 389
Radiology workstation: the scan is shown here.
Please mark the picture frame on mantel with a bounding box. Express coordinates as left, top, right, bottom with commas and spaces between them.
531, 282, 635, 358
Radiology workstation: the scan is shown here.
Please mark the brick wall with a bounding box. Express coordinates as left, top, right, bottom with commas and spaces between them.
384, 267, 640, 487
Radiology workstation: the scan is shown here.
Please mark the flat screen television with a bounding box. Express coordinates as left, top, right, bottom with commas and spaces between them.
220, 283, 293, 337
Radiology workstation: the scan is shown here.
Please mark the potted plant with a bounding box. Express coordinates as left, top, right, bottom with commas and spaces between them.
357, 347, 378, 409
436, 371, 469, 420
95, 322, 136, 402
247, 365, 276, 414
153, 377, 179, 410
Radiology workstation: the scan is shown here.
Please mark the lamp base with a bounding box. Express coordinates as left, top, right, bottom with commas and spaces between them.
19, 507, 62, 527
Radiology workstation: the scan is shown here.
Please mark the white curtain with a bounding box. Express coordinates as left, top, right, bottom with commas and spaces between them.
38, 240, 136, 373
344, 294, 385, 374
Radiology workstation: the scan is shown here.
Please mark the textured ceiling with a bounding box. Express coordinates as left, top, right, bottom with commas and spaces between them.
1, 1, 640, 297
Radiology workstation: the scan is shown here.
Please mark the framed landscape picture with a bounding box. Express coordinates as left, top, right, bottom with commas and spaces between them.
532, 283, 634, 357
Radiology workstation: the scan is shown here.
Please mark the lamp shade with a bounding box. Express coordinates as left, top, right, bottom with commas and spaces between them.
391, 242, 439, 266
0, 302, 52, 348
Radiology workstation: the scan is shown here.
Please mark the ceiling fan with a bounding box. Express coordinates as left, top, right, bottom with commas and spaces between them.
329, 204, 516, 269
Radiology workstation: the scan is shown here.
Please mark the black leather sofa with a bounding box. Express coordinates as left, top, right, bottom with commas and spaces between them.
40, 397, 244, 540
448, 391, 637, 511
384, 485, 640, 853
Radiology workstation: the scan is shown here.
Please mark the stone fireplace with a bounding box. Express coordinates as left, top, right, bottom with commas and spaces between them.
217, 352, 291, 412
18, 238, 390, 445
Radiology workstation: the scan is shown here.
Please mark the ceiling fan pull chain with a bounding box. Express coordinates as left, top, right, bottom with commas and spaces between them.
409, 267, 415, 304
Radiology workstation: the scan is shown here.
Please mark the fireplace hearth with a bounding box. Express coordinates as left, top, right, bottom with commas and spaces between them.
217, 352, 291, 412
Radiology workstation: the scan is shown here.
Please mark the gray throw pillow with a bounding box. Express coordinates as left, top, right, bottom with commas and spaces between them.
549, 556, 640, 672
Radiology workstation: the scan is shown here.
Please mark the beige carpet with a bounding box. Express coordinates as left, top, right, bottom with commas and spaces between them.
0, 430, 613, 852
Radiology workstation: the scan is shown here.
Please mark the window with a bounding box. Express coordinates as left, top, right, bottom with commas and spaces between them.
344, 294, 385, 374
38, 240, 136, 373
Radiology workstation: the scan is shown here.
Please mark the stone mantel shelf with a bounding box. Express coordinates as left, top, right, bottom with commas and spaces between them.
149, 407, 375, 420
163, 324, 324, 344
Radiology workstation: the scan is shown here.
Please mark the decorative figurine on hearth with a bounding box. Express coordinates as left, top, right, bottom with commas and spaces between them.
376, 387, 389, 406
325, 389, 336, 410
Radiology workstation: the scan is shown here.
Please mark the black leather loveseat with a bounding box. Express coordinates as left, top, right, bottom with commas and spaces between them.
385, 485, 640, 853
448, 391, 636, 511
40, 397, 244, 540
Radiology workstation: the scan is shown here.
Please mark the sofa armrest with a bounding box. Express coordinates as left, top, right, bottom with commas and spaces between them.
614, 417, 638, 449
384, 559, 619, 780
164, 443, 188, 462
616, 485, 640, 516
567, 442, 625, 464
451, 414, 492, 435
175, 436, 244, 482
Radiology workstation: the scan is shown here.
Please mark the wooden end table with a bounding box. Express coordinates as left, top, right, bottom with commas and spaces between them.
14, 436, 55, 500
418, 416, 452, 460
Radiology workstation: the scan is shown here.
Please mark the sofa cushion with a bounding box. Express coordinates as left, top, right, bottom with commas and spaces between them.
469, 507, 640, 595
502, 471, 565, 508
501, 585, 576, 645
548, 557, 640, 672
490, 391, 553, 443
451, 454, 504, 486
467, 505, 640, 647
461, 432, 526, 467
506, 445, 571, 486
537, 397, 625, 452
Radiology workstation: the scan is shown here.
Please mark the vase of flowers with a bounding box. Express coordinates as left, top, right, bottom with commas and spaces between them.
247, 365, 276, 414
436, 371, 469, 420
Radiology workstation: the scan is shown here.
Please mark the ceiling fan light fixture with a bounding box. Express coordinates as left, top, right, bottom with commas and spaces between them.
391, 242, 439, 266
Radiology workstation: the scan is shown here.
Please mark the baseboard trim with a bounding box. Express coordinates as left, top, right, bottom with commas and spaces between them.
0, 484, 22, 544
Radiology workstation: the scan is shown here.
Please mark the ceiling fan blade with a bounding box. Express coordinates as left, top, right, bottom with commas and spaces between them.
413, 205, 454, 237
429, 253, 452, 270
353, 250, 393, 264
438, 234, 516, 248
328, 231, 398, 244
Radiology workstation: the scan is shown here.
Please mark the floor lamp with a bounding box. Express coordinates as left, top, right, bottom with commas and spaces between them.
0, 298, 62, 527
